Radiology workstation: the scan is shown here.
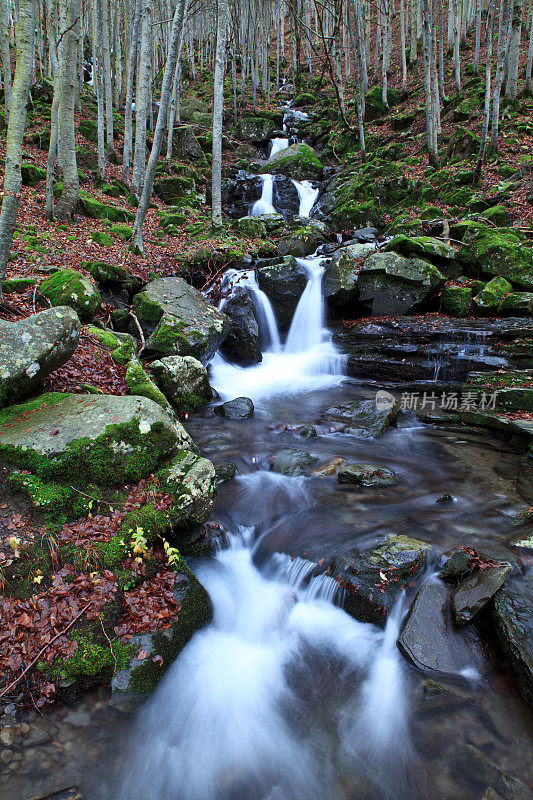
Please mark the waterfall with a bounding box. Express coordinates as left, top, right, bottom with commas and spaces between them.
269, 137, 289, 158
219, 269, 281, 353
285, 258, 325, 352
291, 179, 319, 218
251, 174, 277, 216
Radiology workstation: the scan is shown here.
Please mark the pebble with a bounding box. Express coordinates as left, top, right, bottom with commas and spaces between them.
0, 749, 12, 764
24, 728, 51, 747
64, 710, 91, 727
0, 728, 14, 746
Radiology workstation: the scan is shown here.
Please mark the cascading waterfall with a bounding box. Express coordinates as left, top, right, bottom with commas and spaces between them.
269, 137, 289, 158
111, 474, 418, 800
292, 179, 319, 218
251, 174, 277, 216
219, 269, 281, 353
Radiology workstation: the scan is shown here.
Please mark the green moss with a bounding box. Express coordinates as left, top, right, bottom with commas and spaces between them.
460, 225, 533, 289
2, 276, 36, 293
441, 284, 473, 317
109, 224, 133, 240
77, 192, 135, 223
125, 359, 173, 413
117, 500, 170, 545
91, 230, 114, 246
40, 628, 133, 684
39, 268, 101, 321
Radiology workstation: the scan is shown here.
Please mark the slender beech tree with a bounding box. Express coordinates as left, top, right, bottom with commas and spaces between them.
0, 0, 36, 291
0, 0, 12, 122
131, 0, 152, 197
505, 0, 524, 99
490, 0, 511, 150
212, 0, 229, 228
122, 0, 142, 185
55, 0, 81, 218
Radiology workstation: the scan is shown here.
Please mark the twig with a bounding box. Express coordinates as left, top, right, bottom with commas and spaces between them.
128, 310, 146, 356
99, 616, 117, 674
32, 283, 38, 313
0, 602, 93, 700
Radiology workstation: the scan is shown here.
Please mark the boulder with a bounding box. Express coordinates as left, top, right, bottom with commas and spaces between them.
82, 260, 143, 297
458, 746, 532, 800
459, 225, 533, 290
0, 393, 193, 486
21, 163, 46, 186
133, 277, 231, 363
150, 355, 212, 412
171, 125, 205, 161
214, 397, 254, 419
451, 565, 511, 624
336, 535, 433, 625
492, 570, 533, 703
255, 257, 308, 331
337, 463, 398, 486
383, 234, 456, 264
272, 448, 318, 476
110, 571, 212, 712
39, 268, 102, 322
261, 143, 323, 181
272, 176, 301, 216
498, 292, 533, 316
473, 276, 513, 313
447, 126, 480, 161
324, 397, 400, 438
276, 223, 328, 258
442, 284, 473, 317
180, 97, 209, 121
323, 242, 375, 308
357, 252, 445, 315
153, 176, 196, 205
0, 307, 80, 407
397, 581, 485, 679
232, 216, 267, 239
158, 450, 218, 530
220, 292, 262, 366
125, 358, 174, 414
235, 117, 276, 142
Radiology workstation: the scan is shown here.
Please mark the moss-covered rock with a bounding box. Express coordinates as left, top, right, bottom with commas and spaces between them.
472, 276, 513, 313
357, 251, 445, 315
85, 324, 138, 363
77, 192, 135, 222
442, 284, 473, 317
276, 222, 328, 257
261, 142, 323, 181
82, 261, 143, 295
109, 224, 133, 240
153, 175, 197, 205
125, 358, 174, 414
480, 204, 512, 227
498, 292, 533, 316
2, 276, 36, 293
150, 355, 212, 412
460, 225, 533, 289
0, 393, 194, 486
383, 234, 456, 263
133, 277, 231, 363
293, 93, 315, 108
78, 119, 98, 143
90, 230, 113, 247
447, 126, 480, 161
364, 86, 403, 120
0, 307, 80, 408
158, 450, 218, 530
322, 242, 375, 308
232, 216, 268, 239
21, 163, 46, 186
492, 571, 533, 704
235, 117, 276, 142
9, 471, 96, 531
272, 448, 318, 476
39, 268, 101, 321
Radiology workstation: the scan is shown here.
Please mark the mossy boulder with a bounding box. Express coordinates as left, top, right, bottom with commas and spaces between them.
383, 234, 456, 264
85, 324, 138, 364
272, 449, 318, 477
459, 225, 533, 289
39, 268, 101, 321
364, 86, 403, 121
338, 463, 398, 486
442, 284, 473, 317
133, 277, 231, 363
110, 570, 212, 712
481, 204, 511, 227
171, 125, 205, 162
235, 117, 276, 142
150, 355, 212, 412
158, 450, 218, 530
232, 216, 268, 239
153, 176, 197, 205
322, 242, 375, 308
498, 292, 533, 316
276, 222, 328, 257
447, 126, 480, 161
90, 230, 113, 247
109, 224, 134, 241
82, 260, 143, 296
77, 192, 135, 223
390, 111, 417, 131
0, 307, 80, 408
21, 162, 46, 186
2, 276, 36, 293
261, 142, 323, 181
293, 93, 315, 108
0, 393, 194, 486
357, 252, 445, 315
180, 96, 209, 121
125, 358, 174, 414
472, 276, 513, 313
78, 119, 98, 143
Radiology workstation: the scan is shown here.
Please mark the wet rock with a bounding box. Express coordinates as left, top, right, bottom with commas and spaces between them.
492, 570, 533, 704
473, 277, 514, 314
133, 277, 231, 363
272, 448, 318, 477
110, 572, 212, 713
261, 142, 323, 181
39, 269, 101, 322
337, 463, 398, 486
235, 117, 276, 142
253, 212, 286, 232
295, 425, 317, 439
397, 581, 485, 679
158, 450, 218, 530
0, 393, 193, 486
324, 397, 400, 438
451, 565, 511, 624
351, 227, 379, 243
219, 291, 262, 366
311, 457, 346, 477
171, 125, 205, 161
64, 710, 91, 727
0, 307, 80, 408
214, 463, 238, 483
222, 171, 263, 217
458, 745, 531, 800
272, 176, 301, 216
150, 355, 212, 412
256, 257, 308, 331
276, 222, 328, 258
82, 260, 143, 298
498, 292, 533, 316
440, 549, 472, 580
336, 535, 433, 625
383, 234, 457, 265
214, 397, 254, 419
322, 243, 375, 309
459, 223, 533, 290
357, 252, 445, 315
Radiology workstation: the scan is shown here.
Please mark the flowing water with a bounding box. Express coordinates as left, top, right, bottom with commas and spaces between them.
252, 175, 277, 217
3, 110, 533, 800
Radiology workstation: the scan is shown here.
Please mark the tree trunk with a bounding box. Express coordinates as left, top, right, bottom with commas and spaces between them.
131, 0, 152, 198
0, 0, 35, 290
421, 0, 439, 166
490, 0, 510, 150
101, 0, 115, 156
54, 0, 80, 219
475, 0, 495, 179
211, 0, 229, 228
131, 0, 189, 254
122, 0, 141, 186
0, 0, 12, 122
473, 0, 482, 72
93, 0, 106, 180
505, 0, 523, 100
525, 12, 533, 93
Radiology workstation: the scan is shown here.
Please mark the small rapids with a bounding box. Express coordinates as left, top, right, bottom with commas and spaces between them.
110, 474, 420, 800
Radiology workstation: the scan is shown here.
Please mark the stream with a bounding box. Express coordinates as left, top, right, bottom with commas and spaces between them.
2, 109, 533, 800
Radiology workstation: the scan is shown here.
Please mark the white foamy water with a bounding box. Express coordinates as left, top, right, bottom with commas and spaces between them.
269, 137, 290, 158
252, 174, 277, 216
292, 179, 319, 217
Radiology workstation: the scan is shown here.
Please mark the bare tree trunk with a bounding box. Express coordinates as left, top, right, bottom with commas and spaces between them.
473, 0, 482, 72
55, 0, 80, 219
475, 0, 495, 179
505, 0, 523, 99
400, 0, 408, 90
490, 0, 510, 150
131, 0, 152, 198
0, 0, 12, 122
93, 0, 106, 180
45, 0, 60, 221
0, 0, 35, 290
131, 0, 189, 254
212, 0, 229, 228
451, 0, 461, 91
101, 0, 115, 156
348, 0, 366, 160
122, 0, 141, 186
437, 0, 446, 100
526, 13, 533, 93
165, 58, 181, 165
421, 0, 439, 166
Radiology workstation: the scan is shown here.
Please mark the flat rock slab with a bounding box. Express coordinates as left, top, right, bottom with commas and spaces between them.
452, 565, 511, 624
324, 398, 400, 438
338, 463, 398, 486
0, 307, 80, 407
398, 581, 485, 680
214, 397, 255, 419
0, 393, 194, 486
492, 570, 533, 704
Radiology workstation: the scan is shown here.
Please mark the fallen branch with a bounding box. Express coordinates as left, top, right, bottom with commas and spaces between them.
128, 310, 146, 356
0, 602, 93, 700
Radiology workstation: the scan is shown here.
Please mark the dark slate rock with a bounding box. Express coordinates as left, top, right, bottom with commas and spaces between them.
272, 448, 318, 477
337, 463, 398, 486
492, 570, 533, 704
214, 397, 255, 419
451, 565, 511, 624
220, 291, 262, 366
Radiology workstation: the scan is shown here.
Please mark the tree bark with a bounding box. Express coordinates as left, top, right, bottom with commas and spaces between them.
0, 0, 35, 290
211, 0, 229, 228
0, 0, 12, 122
54, 0, 80, 219
122, 0, 141, 185
131, 0, 152, 198
505, 0, 523, 100
490, 0, 511, 150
